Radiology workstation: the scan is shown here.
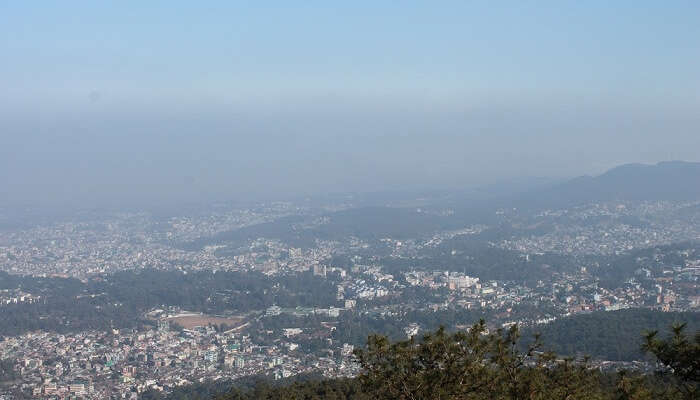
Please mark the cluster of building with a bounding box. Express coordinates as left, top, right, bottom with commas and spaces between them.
501, 202, 700, 256
0, 290, 41, 306
0, 203, 309, 278
404, 270, 480, 291
0, 317, 358, 399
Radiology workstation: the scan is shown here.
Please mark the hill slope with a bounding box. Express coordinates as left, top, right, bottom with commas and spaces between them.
514, 161, 700, 210
523, 308, 700, 361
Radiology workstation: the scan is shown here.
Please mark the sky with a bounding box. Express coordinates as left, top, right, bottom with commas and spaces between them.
1, 1, 699, 208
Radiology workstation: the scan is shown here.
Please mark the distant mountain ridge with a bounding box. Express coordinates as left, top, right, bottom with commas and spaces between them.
514, 160, 700, 210
182, 161, 700, 250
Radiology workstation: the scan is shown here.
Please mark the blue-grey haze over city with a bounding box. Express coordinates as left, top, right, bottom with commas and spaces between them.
2, 1, 699, 207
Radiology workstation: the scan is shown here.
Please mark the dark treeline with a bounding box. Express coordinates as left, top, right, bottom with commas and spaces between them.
0, 295, 141, 336
331, 309, 491, 347
592, 241, 700, 288
183, 207, 461, 251
0, 269, 337, 336
0, 359, 18, 384
141, 372, 351, 400
379, 240, 575, 283
93, 269, 338, 313
0, 271, 84, 295
522, 309, 700, 361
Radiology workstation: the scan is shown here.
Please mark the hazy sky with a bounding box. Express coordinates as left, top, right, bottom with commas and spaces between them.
2, 2, 699, 208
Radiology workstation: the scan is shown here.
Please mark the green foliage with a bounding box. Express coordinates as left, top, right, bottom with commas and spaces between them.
523, 309, 700, 361
0, 269, 338, 336
0, 358, 18, 385
142, 379, 236, 400
214, 379, 367, 400
331, 309, 489, 347
354, 321, 608, 400
642, 323, 699, 399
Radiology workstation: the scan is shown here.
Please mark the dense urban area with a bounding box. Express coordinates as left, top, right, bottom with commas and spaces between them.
1, 171, 699, 400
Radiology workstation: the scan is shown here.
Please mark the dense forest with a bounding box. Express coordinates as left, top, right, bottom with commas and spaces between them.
0, 359, 18, 385
522, 309, 700, 361
0, 269, 337, 336
140, 373, 341, 400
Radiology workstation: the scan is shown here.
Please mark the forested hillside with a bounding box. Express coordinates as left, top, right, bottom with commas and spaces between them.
523, 309, 700, 361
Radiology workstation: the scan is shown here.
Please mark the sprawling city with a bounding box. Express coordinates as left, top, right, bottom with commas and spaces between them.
2, 170, 699, 398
